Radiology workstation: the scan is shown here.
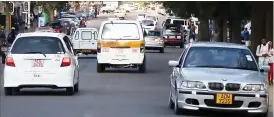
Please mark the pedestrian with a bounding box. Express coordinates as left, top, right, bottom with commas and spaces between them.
0, 26, 6, 64
256, 39, 271, 69
243, 28, 250, 46
268, 41, 273, 85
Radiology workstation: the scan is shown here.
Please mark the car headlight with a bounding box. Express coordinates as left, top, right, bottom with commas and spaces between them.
180, 81, 206, 89
243, 84, 265, 91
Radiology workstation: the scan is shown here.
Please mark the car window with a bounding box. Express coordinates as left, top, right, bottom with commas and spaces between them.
142, 20, 154, 26
173, 20, 185, 25
147, 31, 161, 36
63, 36, 73, 53
74, 31, 79, 40
101, 23, 140, 40
179, 47, 189, 66
183, 47, 258, 71
166, 19, 171, 24
11, 37, 65, 54
81, 31, 95, 40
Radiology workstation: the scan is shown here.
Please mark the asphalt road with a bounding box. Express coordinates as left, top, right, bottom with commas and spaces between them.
0, 12, 273, 117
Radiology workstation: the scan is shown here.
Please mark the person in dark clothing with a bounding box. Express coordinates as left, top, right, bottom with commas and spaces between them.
0, 28, 6, 64
7, 27, 18, 44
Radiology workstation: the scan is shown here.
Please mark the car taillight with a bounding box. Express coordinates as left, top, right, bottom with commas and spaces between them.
6, 57, 15, 67
140, 42, 145, 53
61, 57, 71, 67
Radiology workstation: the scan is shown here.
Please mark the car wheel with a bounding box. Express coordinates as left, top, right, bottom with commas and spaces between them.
168, 88, 174, 109
138, 58, 146, 73
2, 54, 5, 64
65, 87, 74, 95
180, 45, 183, 48
160, 48, 164, 53
254, 112, 268, 117
97, 62, 105, 73
74, 82, 79, 93
4, 87, 13, 96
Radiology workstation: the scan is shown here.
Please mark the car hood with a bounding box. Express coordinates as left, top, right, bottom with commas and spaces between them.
181, 68, 265, 83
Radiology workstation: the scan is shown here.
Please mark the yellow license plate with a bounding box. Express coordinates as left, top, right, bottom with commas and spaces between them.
81, 50, 91, 52
216, 94, 233, 104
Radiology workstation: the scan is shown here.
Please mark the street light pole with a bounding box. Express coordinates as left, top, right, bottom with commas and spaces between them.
27, 1, 30, 29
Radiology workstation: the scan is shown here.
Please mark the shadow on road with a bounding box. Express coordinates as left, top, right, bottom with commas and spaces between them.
10, 89, 81, 96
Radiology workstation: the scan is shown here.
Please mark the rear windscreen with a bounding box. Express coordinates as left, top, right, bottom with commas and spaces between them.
81, 31, 95, 40
173, 20, 185, 25
11, 37, 65, 54
101, 23, 140, 40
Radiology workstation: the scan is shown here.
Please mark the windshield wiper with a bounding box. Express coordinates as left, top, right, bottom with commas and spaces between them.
24, 52, 46, 57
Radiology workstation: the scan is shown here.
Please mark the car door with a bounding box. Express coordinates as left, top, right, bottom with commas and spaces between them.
72, 30, 80, 50
79, 29, 97, 50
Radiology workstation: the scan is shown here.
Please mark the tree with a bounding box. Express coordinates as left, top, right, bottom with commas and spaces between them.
37, 1, 68, 21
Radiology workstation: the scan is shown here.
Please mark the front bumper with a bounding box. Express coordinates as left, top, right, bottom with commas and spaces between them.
145, 43, 164, 49
177, 90, 268, 113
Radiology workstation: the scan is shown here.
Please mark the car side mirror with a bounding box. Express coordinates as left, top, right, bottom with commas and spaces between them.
168, 60, 180, 67
260, 66, 270, 72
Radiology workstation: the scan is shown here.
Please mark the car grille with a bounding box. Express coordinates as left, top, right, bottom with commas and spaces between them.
225, 83, 241, 91
208, 82, 224, 91
204, 99, 243, 108
208, 82, 241, 91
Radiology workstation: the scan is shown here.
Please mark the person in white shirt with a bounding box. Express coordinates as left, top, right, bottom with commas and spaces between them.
256, 39, 271, 69
268, 41, 273, 85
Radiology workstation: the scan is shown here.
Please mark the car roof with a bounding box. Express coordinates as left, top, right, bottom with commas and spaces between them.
189, 42, 249, 49
102, 20, 140, 24
16, 32, 66, 39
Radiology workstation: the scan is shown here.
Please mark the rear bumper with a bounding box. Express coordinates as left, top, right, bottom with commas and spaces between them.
74, 49, 97, 54
97, 54, 145, 64
145, 43, 164, 50
164, 39, 183, 46
3, 67, 75, 88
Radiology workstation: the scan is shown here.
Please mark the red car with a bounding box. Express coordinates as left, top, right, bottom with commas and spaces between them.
163, 35, 183, 48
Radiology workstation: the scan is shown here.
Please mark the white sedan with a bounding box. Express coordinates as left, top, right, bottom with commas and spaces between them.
3, 32, 80, 95
141, 19, 157, 32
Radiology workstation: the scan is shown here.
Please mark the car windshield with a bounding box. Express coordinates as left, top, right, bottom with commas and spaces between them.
142, 20, 154, 26
183, 47, 258, 71
81, 31, 95, 40
101, 23, 140, 40
138, 14, 145, 17
147, 31, 161, 36
11, 37, 65, 54
173, 20, 185, 25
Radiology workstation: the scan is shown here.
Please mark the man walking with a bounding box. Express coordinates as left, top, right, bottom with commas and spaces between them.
256, 39, 271, 68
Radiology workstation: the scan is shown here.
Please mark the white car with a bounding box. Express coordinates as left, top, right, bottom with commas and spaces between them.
141, 19, 157, 32
144, 30, 164, 53
97, 20, 146, 73
145, 15, 158, 24
136, 13, 147, 23
3, 32, 80, 95
72, 28, 98, 55
114, 10, 126, 19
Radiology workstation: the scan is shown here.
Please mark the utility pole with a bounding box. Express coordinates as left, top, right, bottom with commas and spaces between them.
5, 1, 14, 33
27, 1, 31, 29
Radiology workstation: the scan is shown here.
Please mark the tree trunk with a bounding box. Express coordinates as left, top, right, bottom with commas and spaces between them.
48, 7, 55, 21
216, 18, 223, 42
230, 19, 241, 43
198, 18, 209, 41
222, 20, 228, 42
250, 3, 265, 55
265, 6, 273, 42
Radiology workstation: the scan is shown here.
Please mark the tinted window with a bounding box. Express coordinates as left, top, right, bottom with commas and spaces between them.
101, 23, 140, 40
173, 20, 185, 25
142, 20, 154, 26
147, 31, 161, 36
11, 37, 65, 54
63, 36, 73, 53
81, 31, 95, 40
183, 47, 258, 71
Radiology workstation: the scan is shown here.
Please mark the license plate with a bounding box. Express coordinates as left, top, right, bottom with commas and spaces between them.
1, 47, 7, 52
216, 93, 233, 104
32, 59, 44, 67
168, 36, 176, 38
117, 49, 124, 53
81, 50, 91, 53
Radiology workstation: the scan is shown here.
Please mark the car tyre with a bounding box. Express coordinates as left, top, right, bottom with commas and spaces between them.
97, 62, 105, 73
2, 54, 5, 64
74, 82, 79, 93
138, 58, 146, 73
160, 48, 164, 53
174, 92, 182, 115
4, 87, 13, 96
65, 87, 74, 95
254, 112, 268, 117
180, 45, 183, 48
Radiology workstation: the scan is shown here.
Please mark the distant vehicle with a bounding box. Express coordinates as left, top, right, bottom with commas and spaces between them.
168, 42, 269, 117
136, 13, 147, 23
162, 24, 183, 48
141, 19, 156, 32
97, 20, 146, 73
144, 30, 164, 53
145, 15, 158, 25
48, 20, 65, 33
114, 10, 126, 19
3, 32, 80, 95
72, 28, 98, 55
